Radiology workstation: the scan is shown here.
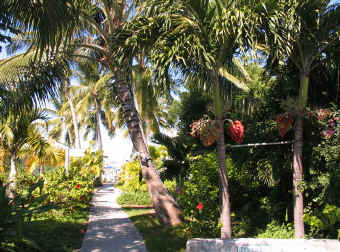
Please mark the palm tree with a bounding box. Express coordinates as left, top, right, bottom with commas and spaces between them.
123, 0, 257, 238
47, 98, 76, 148
131, 63, 175, 141
2, 0, 184, 225
73, 60, 115, 151
64, 80, 82, 150
261, 0, 340, 237
0, 108, 47, 197
21, 130, 64, 176
2, 31, 83, 151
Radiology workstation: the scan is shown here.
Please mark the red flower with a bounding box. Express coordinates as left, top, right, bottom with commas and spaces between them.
196, 202, 204, 212
229, 120, 245, 143
76, 184, 81, 189
178, 187, 183, 195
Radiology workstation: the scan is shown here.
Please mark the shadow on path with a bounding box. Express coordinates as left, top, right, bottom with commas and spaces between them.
81, 184, 148, 252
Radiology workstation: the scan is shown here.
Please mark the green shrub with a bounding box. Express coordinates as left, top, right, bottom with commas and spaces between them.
305, 204, 340, 239
116, 160, 147, 192
256, 220, 294, 239
43, 165, 95, 212
164, 179, 176, 194
117, 191, 152, 206
178, 153, 220, 238
70, 149, 104, 179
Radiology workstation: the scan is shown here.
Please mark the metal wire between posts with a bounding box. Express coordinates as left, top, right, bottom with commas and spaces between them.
226, 140, 294, 149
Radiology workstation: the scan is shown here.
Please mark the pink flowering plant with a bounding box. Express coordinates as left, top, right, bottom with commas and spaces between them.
317, 107, 340, 140
311, 106, 340, 171
303, 106, 340, 238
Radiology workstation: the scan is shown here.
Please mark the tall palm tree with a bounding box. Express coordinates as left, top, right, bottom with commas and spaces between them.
2, 0, 184, 224
261, 0, 340, 237
0, 108, 47, 197
64, 79, 82, 150
122, 0, 258, 238
47, 97, 77, 148
73, 60, 115, 151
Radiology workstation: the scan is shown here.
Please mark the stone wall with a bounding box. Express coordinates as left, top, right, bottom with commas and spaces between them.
186, 238, 340, 252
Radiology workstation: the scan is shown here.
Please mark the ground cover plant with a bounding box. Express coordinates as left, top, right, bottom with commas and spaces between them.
0, 155, 99, 251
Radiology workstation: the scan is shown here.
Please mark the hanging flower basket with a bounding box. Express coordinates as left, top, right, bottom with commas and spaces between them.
229, 120, 245, 143
190, 117, 217, 146
276, 113, 293, 137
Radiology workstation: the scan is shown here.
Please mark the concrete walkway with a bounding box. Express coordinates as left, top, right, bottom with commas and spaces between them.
81, 184, 149, 252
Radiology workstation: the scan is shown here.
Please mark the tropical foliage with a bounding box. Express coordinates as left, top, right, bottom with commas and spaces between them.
0, 1, 339, 249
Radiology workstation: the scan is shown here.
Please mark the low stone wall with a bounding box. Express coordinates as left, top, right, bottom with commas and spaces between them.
186, 238, 340, 252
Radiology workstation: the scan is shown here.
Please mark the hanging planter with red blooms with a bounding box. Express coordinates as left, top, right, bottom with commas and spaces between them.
276, 113, 293, 137
190, 116, 217, 146
229, 120, 245, 143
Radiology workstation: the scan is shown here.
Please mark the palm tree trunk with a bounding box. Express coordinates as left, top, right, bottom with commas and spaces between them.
292, 72, 309, 238
66, 93, 81, 150
216, 119, 232, 239
95, 98, 104, 183
214, 72, 232, 239
293, 113, 304, 238
65, 145, 70, 176
7, 153, 17, 198
95, 99, 103, 151
115, 68, 183, 226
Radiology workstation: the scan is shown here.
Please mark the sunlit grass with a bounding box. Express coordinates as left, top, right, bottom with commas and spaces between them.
123, 207, 189, 252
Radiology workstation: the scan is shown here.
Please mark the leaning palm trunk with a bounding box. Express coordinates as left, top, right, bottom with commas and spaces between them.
115, 68, 183, 226
6, 153, 17, 198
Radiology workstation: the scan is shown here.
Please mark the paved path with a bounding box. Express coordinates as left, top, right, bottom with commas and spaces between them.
81, 184, 149, 252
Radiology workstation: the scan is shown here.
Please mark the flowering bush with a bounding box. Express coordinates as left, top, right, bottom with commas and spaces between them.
304, 106, 340, 238
177, 154, 220, 237
321, 109, 340, 139
43, 159, 97, 212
